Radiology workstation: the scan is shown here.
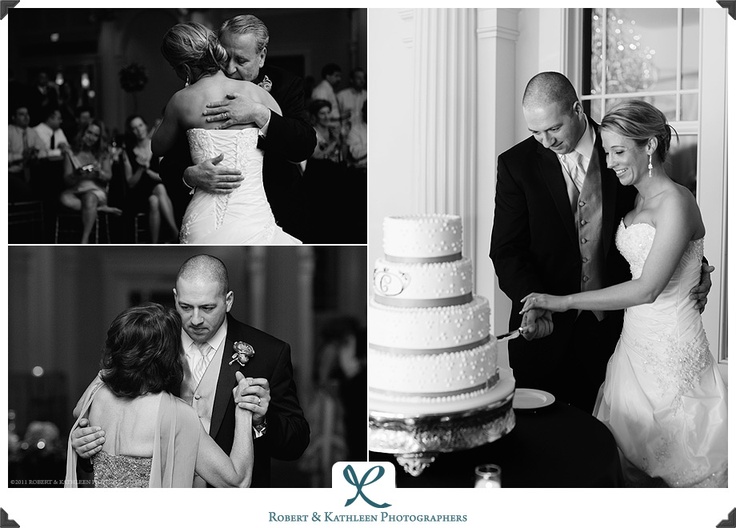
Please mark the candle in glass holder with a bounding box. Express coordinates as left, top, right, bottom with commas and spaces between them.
474, 464, 502, 488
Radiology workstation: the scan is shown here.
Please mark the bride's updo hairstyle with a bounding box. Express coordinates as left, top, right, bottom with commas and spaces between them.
600, 99, 677, 163
161, 22, 228, 84
101, 303, 184, 398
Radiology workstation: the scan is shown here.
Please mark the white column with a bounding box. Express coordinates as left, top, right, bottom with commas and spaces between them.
476, 9, 520, 366
411, 8, 478, 257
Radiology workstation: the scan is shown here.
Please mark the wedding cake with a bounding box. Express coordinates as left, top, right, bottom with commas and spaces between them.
369, 214, 515, 417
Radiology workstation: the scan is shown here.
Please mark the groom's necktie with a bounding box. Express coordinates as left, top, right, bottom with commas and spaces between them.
192, 342, 212, 386
566, 150, 587, 210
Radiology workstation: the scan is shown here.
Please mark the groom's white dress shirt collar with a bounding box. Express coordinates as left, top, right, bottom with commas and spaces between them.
182, 318, 228, 367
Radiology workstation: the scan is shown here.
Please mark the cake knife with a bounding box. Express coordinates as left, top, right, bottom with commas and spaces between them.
496, 326, 528, 341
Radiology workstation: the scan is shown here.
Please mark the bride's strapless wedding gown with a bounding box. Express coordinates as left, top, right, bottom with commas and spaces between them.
594, 221, 727, 487
181, 128, 301, 244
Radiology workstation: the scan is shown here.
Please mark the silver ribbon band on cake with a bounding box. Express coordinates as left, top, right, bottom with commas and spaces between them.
373, 292, 473, 308
384, 252, 462, 264
369, 334, 491, 355
370, 370, 500, 399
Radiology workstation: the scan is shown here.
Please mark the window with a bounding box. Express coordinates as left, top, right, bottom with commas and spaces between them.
581, 8, 700, 193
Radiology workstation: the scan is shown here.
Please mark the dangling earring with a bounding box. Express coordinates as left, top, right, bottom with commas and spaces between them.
647, 154, 653, 178
185, 74, 190, 88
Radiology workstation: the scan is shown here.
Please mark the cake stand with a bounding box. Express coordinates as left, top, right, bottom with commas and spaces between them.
369, 376, 516, 477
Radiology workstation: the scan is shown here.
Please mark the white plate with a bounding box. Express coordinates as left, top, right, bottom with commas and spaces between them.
513, 388, 555, 410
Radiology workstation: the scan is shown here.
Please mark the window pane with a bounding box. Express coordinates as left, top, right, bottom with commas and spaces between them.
602, 95, 677, 121
590, 99, 603, 122
681, 9, 700, 90
681, 93, 699, 121
602, 9, 678, 94
665, 134, 698, 196
590, 9, 605, 95
647, 94, 677, 121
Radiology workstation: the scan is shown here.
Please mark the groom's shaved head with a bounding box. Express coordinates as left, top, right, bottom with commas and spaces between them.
522, 71, 579, 111
176, 254, 229, 296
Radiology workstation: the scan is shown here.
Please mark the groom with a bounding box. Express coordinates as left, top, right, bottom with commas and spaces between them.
159, 14, 316, 240
72, 254, 310, 487
490, 72, 713, 413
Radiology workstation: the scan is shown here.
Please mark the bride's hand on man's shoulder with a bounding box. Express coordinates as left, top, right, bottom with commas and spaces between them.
183, 153, 243, 194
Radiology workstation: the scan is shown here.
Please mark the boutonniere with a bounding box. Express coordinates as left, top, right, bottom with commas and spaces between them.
229, 341, 256, 366
258, 75, 272, 93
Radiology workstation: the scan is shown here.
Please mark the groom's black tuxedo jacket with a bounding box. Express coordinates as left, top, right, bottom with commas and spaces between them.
205, 314, 309, 488
159, 64, 316, 236
490, 118, 636, 409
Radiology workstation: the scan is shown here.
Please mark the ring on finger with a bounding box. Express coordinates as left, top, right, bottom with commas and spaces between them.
257, 397, 261, 406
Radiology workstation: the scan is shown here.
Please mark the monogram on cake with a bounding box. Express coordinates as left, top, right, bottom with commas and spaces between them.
369, 214, 516, 468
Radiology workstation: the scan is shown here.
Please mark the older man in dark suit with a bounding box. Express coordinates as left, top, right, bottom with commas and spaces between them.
490, 72, 711, 413
159, 14, 316, 241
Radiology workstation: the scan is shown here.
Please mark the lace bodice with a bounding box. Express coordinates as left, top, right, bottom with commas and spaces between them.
181, 128, 299, 244
92, 450, 151, 488
615, 220, 704, 281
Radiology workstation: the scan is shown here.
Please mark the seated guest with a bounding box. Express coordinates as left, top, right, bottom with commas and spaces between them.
33, 107, 70, 160
8, 104, 47, 202
336, 67, 367, 131
124, 115, 179, 243
311, 63, 343, 127
302, 99, 347, 242
345, 101, 367, 170
59, 120, 122, 243
309, 99, 343, 164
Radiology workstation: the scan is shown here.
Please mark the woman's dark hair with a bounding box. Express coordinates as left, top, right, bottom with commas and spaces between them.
123, 114, 143, 149
600, 99, 678, 163
100, 303, 184, 398
308, 99, 332, 119
125, 114, 147, 134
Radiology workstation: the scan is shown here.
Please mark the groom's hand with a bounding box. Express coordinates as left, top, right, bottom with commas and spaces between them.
203, 93, 270, 130
183, 153, 243, 194
520, 308, 554, 340
690, 262, 714, 313
71, 418, 105, 459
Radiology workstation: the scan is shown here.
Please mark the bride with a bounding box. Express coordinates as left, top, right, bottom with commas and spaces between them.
521, 100, 727, 487
152, 22, 300, 244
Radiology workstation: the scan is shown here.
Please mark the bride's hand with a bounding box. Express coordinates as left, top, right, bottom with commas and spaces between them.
204, 93, 270, 130
183, 153, 243, 194
232, 372, 254, 414
520, 293, 569, 314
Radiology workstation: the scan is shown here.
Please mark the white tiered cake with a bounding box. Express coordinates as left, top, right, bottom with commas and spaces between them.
369, 214, 515, 416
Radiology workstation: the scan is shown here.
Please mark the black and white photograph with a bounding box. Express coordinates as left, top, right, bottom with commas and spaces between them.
7, 245, 367, 488
1, 3, 734, 528
7, 8, 367, 245
368, 6, 729, 490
